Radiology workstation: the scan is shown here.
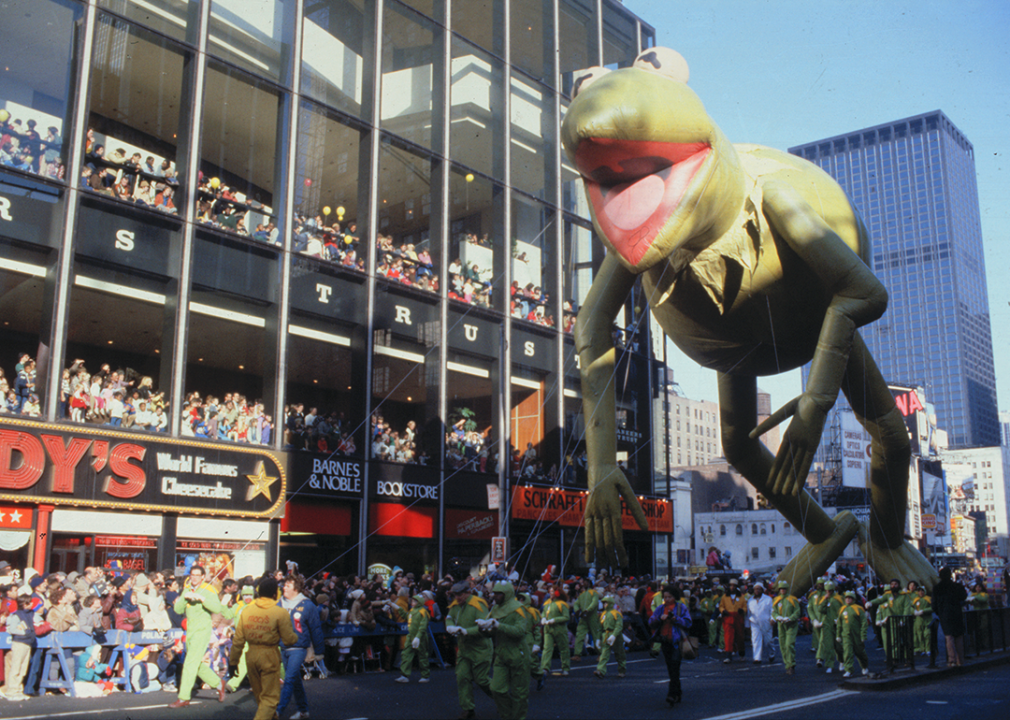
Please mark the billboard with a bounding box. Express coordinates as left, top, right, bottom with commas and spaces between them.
920, 461, 951, 545
889, 385, 927, 456
840, 410, 872, 488
945, 464, 975, 516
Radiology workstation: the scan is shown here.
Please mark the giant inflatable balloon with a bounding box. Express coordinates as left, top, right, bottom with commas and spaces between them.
562, 48, 936, 593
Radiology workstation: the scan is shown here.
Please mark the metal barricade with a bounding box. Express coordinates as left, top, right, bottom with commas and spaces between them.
964, 607, 1010, 657
883, 615, 916, 671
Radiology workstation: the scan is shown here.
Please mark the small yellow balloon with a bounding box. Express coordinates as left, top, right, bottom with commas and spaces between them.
465, 173, 474, 183
336, 206, 345, 220
323, 206, 331, 216
0, 109, 10, 123
210, 177, 220, 189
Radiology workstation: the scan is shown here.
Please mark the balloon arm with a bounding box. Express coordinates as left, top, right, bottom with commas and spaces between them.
757, 182, 891, 495
575, 254, 636, 475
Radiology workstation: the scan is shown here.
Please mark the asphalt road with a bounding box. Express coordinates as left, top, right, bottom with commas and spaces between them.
2, 635, 1007, 720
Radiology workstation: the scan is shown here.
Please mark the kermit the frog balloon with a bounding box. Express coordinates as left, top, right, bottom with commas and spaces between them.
562, 47, 936, 593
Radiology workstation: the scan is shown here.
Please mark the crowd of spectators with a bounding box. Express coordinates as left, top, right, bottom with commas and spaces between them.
0, 111, 65, 180
0, 353, 272, 446
378, 234, 439, 294
82, 130, 179, 213
284, 404, 358, 455
180, 391, 273, 444
369, 414, 430, 465
293, 213, 365, 271
196, 176, 278, 242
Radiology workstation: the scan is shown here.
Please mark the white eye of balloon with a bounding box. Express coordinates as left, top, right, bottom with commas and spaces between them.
570, 66, 610, 98
633, 47, 690, 83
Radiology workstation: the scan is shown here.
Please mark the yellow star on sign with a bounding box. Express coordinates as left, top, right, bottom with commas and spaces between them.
245, 461, 278, 502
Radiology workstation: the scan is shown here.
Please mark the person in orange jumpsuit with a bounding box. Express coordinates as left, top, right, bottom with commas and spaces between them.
229, 578, 298, 720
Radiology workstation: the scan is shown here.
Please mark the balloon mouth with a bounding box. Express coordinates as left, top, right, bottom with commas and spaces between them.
575, 139, 710, 268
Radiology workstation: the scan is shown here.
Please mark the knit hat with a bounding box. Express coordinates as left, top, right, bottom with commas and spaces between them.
241, 585, 255, 597
28, 575, 45, 590
134, 573, 151, 590
451, 581, 470, 594
777, 581, 789, 590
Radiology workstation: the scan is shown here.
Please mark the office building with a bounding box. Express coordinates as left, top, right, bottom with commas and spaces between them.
0, 0, 674, 580
791, 111, 999, 450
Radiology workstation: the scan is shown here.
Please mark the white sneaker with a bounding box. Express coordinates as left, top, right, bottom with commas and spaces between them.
418, 678, 430, 684
292, 713, 310, 720
826, 667, 833, 674
843, 671, 852, 678
862, 668, 870, 676
395, 676, 410, 683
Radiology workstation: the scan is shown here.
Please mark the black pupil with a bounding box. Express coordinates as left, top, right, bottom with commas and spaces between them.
639, 50, 662, 69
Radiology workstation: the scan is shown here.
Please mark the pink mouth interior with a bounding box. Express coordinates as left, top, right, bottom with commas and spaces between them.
576, 139, 710, 267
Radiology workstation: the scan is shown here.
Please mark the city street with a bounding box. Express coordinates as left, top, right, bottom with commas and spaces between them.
2, 636, 1007, 720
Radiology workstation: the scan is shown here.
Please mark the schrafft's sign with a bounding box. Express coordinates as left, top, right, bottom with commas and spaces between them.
0, 418, 285, 517
510, 486, 672, 533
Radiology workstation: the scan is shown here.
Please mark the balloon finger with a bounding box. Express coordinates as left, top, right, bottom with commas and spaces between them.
750, 397, 799, 439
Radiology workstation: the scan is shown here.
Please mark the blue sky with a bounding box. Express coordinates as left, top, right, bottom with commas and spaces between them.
622, 0, 1010, 414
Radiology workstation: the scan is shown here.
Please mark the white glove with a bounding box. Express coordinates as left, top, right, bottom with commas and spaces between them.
412, 637, 420, 649
532, 644, 540, 654
607, 635, 615, 646
457, 627, 468, 636
488, 619, 499, 630
709, 619, 716, 624
914, 611, 922, 616
446, 624, 458, 634
812, 620, 822, 628
540, 618, 549, 626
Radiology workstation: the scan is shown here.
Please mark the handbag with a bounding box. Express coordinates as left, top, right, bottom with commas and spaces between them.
115, 607, 144, 632
680, 635, 699, 660
33, 621, 54, 637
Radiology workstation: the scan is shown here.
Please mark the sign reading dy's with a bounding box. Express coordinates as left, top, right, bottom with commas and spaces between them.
0, 418, 285, 517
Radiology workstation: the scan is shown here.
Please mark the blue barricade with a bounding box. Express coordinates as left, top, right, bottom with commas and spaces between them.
0, 629, 185, 698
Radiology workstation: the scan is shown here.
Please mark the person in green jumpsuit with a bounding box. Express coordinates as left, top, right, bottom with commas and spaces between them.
445, 581, 492, 719
573, 583, 602, 660
517, 592, 545, 691
539, 586, 571, 676
395, 594, 430, 683
970, 582, 990, 650
593, 595, 626, 679
911, 585, 932, 655
226, 585, 256, 693
814, 581, 843, 672
483, 581, 530, 720
712, 585, 726, 650
807, 578, 826, 656
771, 581, 800, 675
835, 591, 869, 677
169, 564, 232, 708
699, 589, 719, 648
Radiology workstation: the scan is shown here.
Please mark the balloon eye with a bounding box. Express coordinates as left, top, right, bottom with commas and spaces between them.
571, 66, 610, 98
633, 47, 689, 83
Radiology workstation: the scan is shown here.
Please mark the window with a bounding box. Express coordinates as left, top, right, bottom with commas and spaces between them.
785, 547, 792, 558
735, 524, 743, 536
751, 547, 759, 560
751, 523, 758, 535
760, 523, 767, 535
769, 547, 776, 559
720, 525, 726, 537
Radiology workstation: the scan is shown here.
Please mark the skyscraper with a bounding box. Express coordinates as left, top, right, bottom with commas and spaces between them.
791, 111, 999, 449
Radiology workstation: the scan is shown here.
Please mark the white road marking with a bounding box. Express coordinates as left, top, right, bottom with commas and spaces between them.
698, 689, 854, 720
9, 701, 203, 719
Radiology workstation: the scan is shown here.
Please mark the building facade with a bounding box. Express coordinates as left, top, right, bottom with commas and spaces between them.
0, 0, 675, 580
941, 446, 1010, 557
791, 111, 999, 450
